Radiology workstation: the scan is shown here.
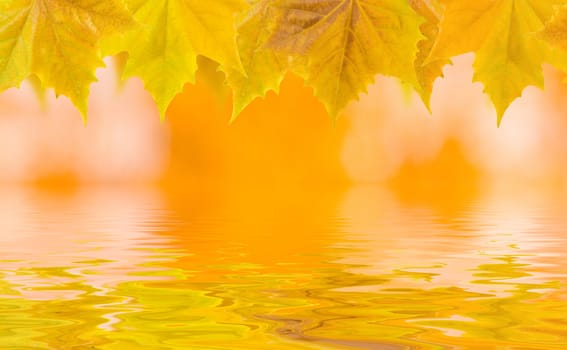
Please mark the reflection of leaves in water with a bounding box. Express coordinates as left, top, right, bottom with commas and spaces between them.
409, 256, 567, 348
0, 279, 120, 349
2, 187, 567, 349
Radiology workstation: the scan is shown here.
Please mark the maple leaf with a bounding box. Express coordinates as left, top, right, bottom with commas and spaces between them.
0, 0, 134, 117
0, 0, 31, 91
410, 0, 449, 109
226, 0, 289, 121
265, 0, 424, 118
428, 0, 565, 124
541, 4, 567, 50
103, 0, 248, 117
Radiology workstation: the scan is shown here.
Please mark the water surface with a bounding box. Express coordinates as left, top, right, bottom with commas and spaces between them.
1, 185, 567, 349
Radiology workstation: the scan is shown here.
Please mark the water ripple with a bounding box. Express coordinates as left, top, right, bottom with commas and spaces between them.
1, 186, 567, 348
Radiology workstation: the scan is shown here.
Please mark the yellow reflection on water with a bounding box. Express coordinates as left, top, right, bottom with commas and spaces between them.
1, 184, 567, 349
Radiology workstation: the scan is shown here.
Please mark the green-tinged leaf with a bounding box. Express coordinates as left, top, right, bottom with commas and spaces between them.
0, 0, 32, 91
429, 0, 565, 124
0, 0, 135, 117
227, 0, 289, 121
410, 0, 449, 109
103, 0, 248, 117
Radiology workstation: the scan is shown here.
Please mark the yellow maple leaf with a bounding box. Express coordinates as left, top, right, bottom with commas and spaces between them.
266, 0, 424, 119
541, 4, 567, 50
103, 0, 248, 117
226, 0, 289, 122
428, 0, 565, 124
0, 0, 32, 91
0, 0, 134, 117
410, 0, 449, 109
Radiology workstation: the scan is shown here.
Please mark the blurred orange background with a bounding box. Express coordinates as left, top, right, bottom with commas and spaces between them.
2, 53, 567, 197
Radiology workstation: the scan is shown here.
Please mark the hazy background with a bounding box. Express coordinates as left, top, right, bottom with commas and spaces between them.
1, 54, 567, 194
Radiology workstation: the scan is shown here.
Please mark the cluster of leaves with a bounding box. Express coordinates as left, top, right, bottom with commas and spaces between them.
2, 0, 567, 124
